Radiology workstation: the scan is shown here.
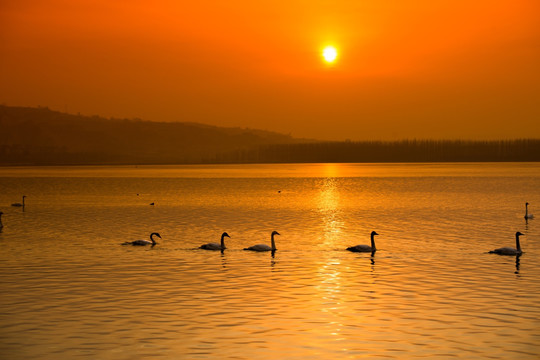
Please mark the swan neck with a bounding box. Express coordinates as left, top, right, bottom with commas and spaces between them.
150, 233, 157, 245
516, 233, 521, 251
220, 234, 226, 247
371, 233, 377, 250
525, 203, 528, 216
271, 234, 276, 250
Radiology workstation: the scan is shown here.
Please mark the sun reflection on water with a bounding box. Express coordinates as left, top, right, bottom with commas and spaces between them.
317, 177, 344, 248
315, 167, 347, 339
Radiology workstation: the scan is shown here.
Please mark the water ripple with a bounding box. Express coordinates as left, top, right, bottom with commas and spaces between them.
1, 165, 540, 359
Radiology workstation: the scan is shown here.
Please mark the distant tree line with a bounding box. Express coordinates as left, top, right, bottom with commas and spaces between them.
208, 139, 540, 163
2, 137, 539, 165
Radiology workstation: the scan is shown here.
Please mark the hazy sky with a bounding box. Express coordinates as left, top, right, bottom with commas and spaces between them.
1, 0, 539, 140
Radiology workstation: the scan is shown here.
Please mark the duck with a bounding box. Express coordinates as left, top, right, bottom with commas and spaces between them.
244, 231, 279, 252
122, 232, 161, 246
347, 231, 379, 253
200, 232, 230, 250
489, 232, 524, 255
525, 202, 534, 219
11, 195, 26, 207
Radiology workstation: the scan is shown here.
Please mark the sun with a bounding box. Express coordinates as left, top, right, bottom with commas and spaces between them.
322, 46, 338, 63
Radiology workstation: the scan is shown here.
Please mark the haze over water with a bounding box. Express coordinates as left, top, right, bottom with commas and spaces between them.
1, 163, 539, 359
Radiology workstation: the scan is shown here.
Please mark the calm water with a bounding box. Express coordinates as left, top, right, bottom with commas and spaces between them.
0, 163, 539, 359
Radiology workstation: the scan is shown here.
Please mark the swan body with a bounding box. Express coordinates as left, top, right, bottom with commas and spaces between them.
244, 231, 279, 252
347, 231, 379, 253
11, 195, 26, 207
123, 232, 161, 246
525, 202, 534, 219
489, 232, 523, 255
200, 232, 230, 250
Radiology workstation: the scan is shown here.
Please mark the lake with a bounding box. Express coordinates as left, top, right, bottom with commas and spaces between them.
0, 163, 539, 359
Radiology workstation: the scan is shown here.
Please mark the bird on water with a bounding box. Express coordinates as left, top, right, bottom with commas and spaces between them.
11, 196, 26, 207
489, 232, 524, 255
244, 231, 280, 252
347, 231, 379, 253
122, 232, 161, 246
200, 232, 230, 250
525, 202, 534, 220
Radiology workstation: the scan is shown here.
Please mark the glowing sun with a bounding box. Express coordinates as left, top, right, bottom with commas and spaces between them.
322, 46, 338, 63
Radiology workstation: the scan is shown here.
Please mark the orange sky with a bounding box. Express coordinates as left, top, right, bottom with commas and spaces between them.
1, 0, 539, 140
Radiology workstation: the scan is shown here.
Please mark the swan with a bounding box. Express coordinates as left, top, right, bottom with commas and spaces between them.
11, 195, 26, 207
244, 231, 279, 252
347, 231, 379, 253
525, 202, 534, 219
489, 232, 524, 255
122, 232, 161, 246
200, 232, 230, 250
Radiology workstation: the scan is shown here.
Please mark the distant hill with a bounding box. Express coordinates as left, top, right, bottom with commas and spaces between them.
1, 105, 539, 164
0, 105, 305, 165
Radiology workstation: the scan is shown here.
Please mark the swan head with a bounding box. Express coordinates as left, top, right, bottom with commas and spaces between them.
516, 231, 524, 237
151, 232, 162, 239
526, 202, 529, 206
222, 232, 230, 238
371, 231, 379, 236
272, 231, 280, 237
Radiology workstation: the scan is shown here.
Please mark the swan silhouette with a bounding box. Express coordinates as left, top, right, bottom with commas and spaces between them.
525, 202, 534, 219
11, 196, 26, 207
489, 232, 524, 255
200, 232, 230, 250
244, 231, 279, 252
347, 231, 379, 252
122, 232, 161, 246
0, 211, 3, 229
